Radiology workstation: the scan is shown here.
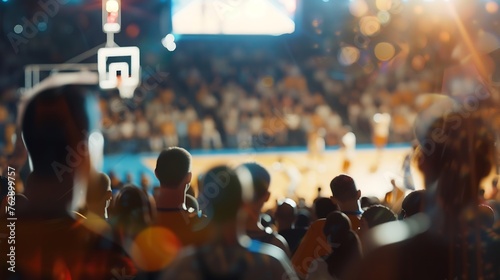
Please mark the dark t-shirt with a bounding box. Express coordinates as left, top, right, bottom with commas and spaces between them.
278, 228, 307, 256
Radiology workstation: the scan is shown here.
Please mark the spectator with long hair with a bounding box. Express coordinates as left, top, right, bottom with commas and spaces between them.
355, 108, 500, 279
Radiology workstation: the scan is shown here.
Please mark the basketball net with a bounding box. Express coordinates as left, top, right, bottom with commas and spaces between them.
116, 75, 136, 98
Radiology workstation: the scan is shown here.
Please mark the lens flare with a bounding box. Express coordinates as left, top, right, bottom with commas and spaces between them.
129, 227, 182, 272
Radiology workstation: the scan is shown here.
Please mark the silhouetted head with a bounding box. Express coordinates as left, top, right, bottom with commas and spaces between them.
314, 197, 339, 219
96, 172, 111, 196
295, 210, 311, 229
414, 111, 496, 222
275, 198, 297, 230
330, 174, 360, 203
155, 147, 192, 188
86, 172, 113, 218
238, 162, 270, 202
111, 185, 152, 233
360, 196, 381, 210
323, 211, 362, 278
401, 190, 425, 218
323, 211, 351, 240
361, 205, 397, 232
198, 165, 248, 224
22, 83, 101, 177
20, 74, 102, 216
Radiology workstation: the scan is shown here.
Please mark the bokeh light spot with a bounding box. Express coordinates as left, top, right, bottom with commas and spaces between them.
349, 0, 369, 17
129, 227, 182, 272
390, 0, 404, 14
486, 1, 498, 14
338, 46, 360, 66
360, 16, 381, 37
374, 42, 396, 61
439, 31, 451, 43
37, 22, 47, 32
162, 34, 177, 51
411, 55, 426, 71
126, 24, 140, 39
377, 11, 391, 25
376, 0, 392, 11
13, 24, 23, 34
106, 0, 119, 13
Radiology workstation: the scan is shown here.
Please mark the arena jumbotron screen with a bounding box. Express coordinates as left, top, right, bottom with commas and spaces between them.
171, 0, 298, 35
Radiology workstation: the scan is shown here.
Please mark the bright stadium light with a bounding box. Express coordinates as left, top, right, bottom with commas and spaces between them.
103, 0, 121, 33
161, 34, 176, 52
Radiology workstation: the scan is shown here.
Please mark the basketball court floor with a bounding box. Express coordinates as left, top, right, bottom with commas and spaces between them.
140, 145, 419, 210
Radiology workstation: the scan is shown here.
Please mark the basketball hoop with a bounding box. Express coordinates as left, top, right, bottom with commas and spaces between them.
116, 75, 136, 98
97, 46, 141, 99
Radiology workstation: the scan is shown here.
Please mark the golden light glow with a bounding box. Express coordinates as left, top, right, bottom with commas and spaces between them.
414, 5, 423, 15
486, 1, 499, 14
360, 16, 381, 37
374, 42, 396, 61
376, 0, 392, 11
349, 0, 369, 17
449, 2, 490, 82
338, 46, 361, 66
411, 55, 426, 71
439, 31, 451, 43
129, 227, 181, 272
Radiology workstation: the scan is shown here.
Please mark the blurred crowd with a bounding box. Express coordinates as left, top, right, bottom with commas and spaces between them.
2, 80, 500, 279
0, 43, 435, 158
98, 45, 427, 153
